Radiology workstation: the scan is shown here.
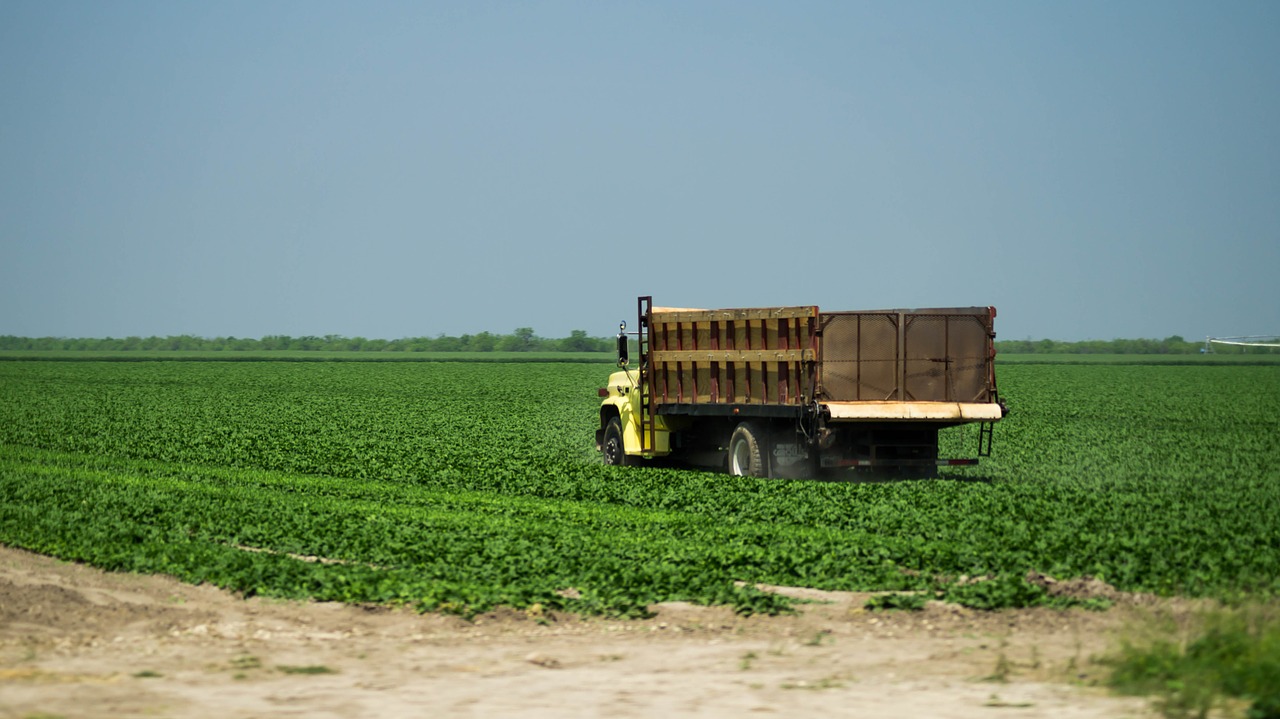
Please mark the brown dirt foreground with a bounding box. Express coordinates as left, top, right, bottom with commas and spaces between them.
0, 545, 1161, 719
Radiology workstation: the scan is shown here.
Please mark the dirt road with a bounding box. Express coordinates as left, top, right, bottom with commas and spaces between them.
0, 545, 1156, 718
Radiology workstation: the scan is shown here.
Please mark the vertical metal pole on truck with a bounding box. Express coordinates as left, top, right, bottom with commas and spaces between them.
978, 305, 999, 457
637, 296, 654, 453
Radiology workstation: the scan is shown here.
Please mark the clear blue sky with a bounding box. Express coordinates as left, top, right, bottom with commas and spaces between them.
3, 1, 1277, 342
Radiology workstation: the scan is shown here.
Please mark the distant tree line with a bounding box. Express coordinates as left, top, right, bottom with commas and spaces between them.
995, 335, 1277, 354
0, 328, 614, 353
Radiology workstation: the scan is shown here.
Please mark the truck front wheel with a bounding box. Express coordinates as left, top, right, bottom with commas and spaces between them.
602, 417, 632, 466
728, 422, 768, 477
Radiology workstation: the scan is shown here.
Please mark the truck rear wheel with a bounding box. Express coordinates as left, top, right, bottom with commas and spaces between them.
601, 417, 631, 466
728, 422, 768, 477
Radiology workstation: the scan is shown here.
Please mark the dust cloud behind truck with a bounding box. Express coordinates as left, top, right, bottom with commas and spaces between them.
596, 296, 1006, 478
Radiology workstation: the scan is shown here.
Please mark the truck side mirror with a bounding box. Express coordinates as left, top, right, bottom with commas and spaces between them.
616, 321, 629, 367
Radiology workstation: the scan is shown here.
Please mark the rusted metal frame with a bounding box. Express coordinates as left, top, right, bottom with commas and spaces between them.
689, 321, 700, 403
779, 317, 790, 405
764, 319, 774, 403
979, 308, 998, 455
696, 320, 711, 403
662, 318, 680, 405
666, 323, 676, 403
762, 317, 773, 404
803, 313, 820, 406
687, 322, 697, 402
762, 318, 770, 403
726, 319, 737, 404
749, 318, 761, 403
754, 317, 764, 403
987, 307, 999, 401
803, 315, 816, 401
813, 313, 830, 401
709, 319, 721, 403
790, 317, 801, 404
685, 320, 696, 404
793, 317, 803, 402
756, 319, 765, 403
675, 319, 684, 404
787, 317, 802, 404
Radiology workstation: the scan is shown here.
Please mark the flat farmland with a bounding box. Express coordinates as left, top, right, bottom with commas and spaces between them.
2, 359, 1277, 615
2, 358, 1279, 718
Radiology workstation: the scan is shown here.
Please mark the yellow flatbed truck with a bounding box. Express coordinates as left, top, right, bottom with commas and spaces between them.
596, 296, 1006, 478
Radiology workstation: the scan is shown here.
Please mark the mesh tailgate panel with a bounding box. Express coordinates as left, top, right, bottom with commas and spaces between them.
820, 313, 899, 401
820, 311, 991, 403
924, 314, 990, 402
904, 315, 946, 401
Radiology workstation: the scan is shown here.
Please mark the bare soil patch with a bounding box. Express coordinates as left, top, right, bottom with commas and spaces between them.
0, 545, 1160, 718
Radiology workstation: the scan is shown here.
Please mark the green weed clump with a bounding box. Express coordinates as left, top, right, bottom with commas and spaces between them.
864, 593, 928, 611
1104, 603, 1280, 719
277, 665, 337, 675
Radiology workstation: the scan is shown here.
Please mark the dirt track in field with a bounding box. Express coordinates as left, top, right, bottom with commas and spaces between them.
0, 545, 1161, 718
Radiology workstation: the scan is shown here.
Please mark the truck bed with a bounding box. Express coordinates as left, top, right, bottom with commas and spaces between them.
645, 304, 998, 418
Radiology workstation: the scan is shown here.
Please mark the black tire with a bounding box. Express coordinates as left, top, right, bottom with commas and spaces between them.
601, 417, 631, 466
728, 422, 768, 477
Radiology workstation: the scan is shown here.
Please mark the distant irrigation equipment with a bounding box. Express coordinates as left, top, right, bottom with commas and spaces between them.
1203, 335, 1280, 353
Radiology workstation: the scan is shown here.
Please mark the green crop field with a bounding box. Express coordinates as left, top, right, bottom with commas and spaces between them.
996, 353, 1280, 366
1, 360, 1277, 617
